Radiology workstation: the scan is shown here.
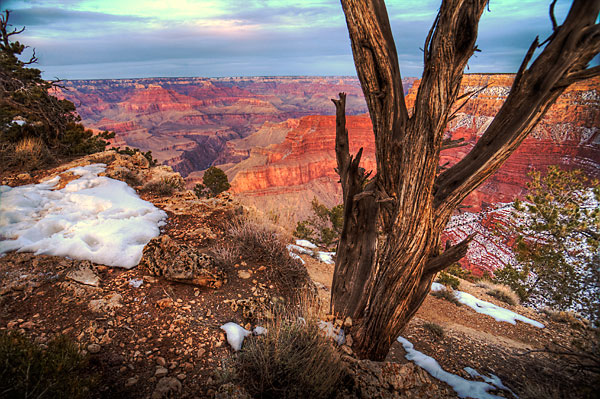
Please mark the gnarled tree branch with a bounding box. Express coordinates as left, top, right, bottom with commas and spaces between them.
434, 0, 600, 222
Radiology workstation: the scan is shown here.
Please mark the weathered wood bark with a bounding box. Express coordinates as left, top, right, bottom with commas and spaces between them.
332, 0, 600, 360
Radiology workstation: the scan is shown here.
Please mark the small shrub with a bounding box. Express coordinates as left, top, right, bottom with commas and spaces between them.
230, 315, 347, 398
201, 166, 230, 197
115, 146, 157, 166
445, 262, 476, 281
293, 220, 315, 242
0, 331, 96, 398
113, 168, 142, 187
431, 288, 462, 307
436, 271, 460, 290
293, 198, 343, 249
141, 176, 183, 196
485, 284, 520, 306
423, 321, 445, 339
541, 308, 588, 329
12, 136, 52, 169
211, 243, 241, 269
228, 217, 311, 297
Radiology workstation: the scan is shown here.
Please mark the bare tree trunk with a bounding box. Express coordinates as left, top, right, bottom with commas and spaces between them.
332, 0, 600, 360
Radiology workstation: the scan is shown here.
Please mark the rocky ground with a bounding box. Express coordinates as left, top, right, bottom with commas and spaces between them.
1, 151, 598, 399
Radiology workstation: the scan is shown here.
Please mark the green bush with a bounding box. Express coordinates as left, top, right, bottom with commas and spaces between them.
0, 331, 96, 399
231, 317, 346, 399
196, 166, 230, 198
293, 198, 343, 249
436, 272, 460, 290
445, 263, 476, 281
115, 146, 157, 166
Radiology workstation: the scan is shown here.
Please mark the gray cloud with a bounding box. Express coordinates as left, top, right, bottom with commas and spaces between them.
3, 0, 597, 80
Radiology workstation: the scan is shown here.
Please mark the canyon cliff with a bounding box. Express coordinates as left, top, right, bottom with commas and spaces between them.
52, 76, 388, 174
221, 74, 599, 274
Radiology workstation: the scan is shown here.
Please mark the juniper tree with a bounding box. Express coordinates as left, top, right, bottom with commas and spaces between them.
331, 0, 600, 359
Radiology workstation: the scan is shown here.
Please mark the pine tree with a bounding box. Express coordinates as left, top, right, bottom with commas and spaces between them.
0, 10, 112, 156
495, 166, 599, 323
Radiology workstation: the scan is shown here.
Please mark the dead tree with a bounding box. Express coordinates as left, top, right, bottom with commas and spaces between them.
331, 0, 600, 360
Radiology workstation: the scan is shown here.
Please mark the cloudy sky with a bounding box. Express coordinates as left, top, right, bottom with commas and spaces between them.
2, 0, 589, 80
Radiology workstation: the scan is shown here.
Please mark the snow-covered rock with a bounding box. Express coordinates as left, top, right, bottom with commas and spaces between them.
220, 322, 251, 351
0, 164, 167, 268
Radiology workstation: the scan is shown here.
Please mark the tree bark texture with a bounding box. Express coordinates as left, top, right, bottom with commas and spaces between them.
332, 0, 600, 360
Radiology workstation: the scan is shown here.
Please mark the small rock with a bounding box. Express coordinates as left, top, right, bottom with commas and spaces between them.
176, 373, 186, 380
125, 377, 138, 387
67, 266, 100, 287
344, 317, 353, 328
155, 366, 168, 378
237, 270, 252, 279
17, 173, 31, 180
196, 348, 206, 358
156, 357, 166, 367
20, 321, 34, 329
183, 362, 194, 372
151, 377, 182, 399
156, 298, 173, 309
87, 343, 101, 354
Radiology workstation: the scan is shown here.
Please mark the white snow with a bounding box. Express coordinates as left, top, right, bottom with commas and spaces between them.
0, 164, 167, 268
288, 251, 305, 264
220, 322, 251, 351
286, 244, 314, 255
431, 283, 544, 328
129, 278, 144, 288
464, 367, 518, 398
397, 336, 509, 399
287, 243, 335, 264
316, 251, 335, 264
318, 321, 345, 345
253, 326, 267, 335
295, 239, 317, 249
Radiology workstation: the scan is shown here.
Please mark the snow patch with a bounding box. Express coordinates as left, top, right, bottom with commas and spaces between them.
316, 251, 335, 264
287, 243, 336, 264
431, 283, 544, 328
397, 336, 510, 399
220, 322, 251, 351
318, 321, 345, 345
0, 164, 167, 268
295, 239, 317, 249
253, 326, 267, 336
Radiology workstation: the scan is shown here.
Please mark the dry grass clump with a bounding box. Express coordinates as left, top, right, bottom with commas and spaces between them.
541, 308, 588, 329
476, 280, 520, 306
11, 136, 53, 169
112, 168, 142, 187
423, 321, 445, 340
141, 176, 183, 196
431, 288, 462, 307
227, 217, 312, 297
0, 331, 96, 398
229, 302, 347, 399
